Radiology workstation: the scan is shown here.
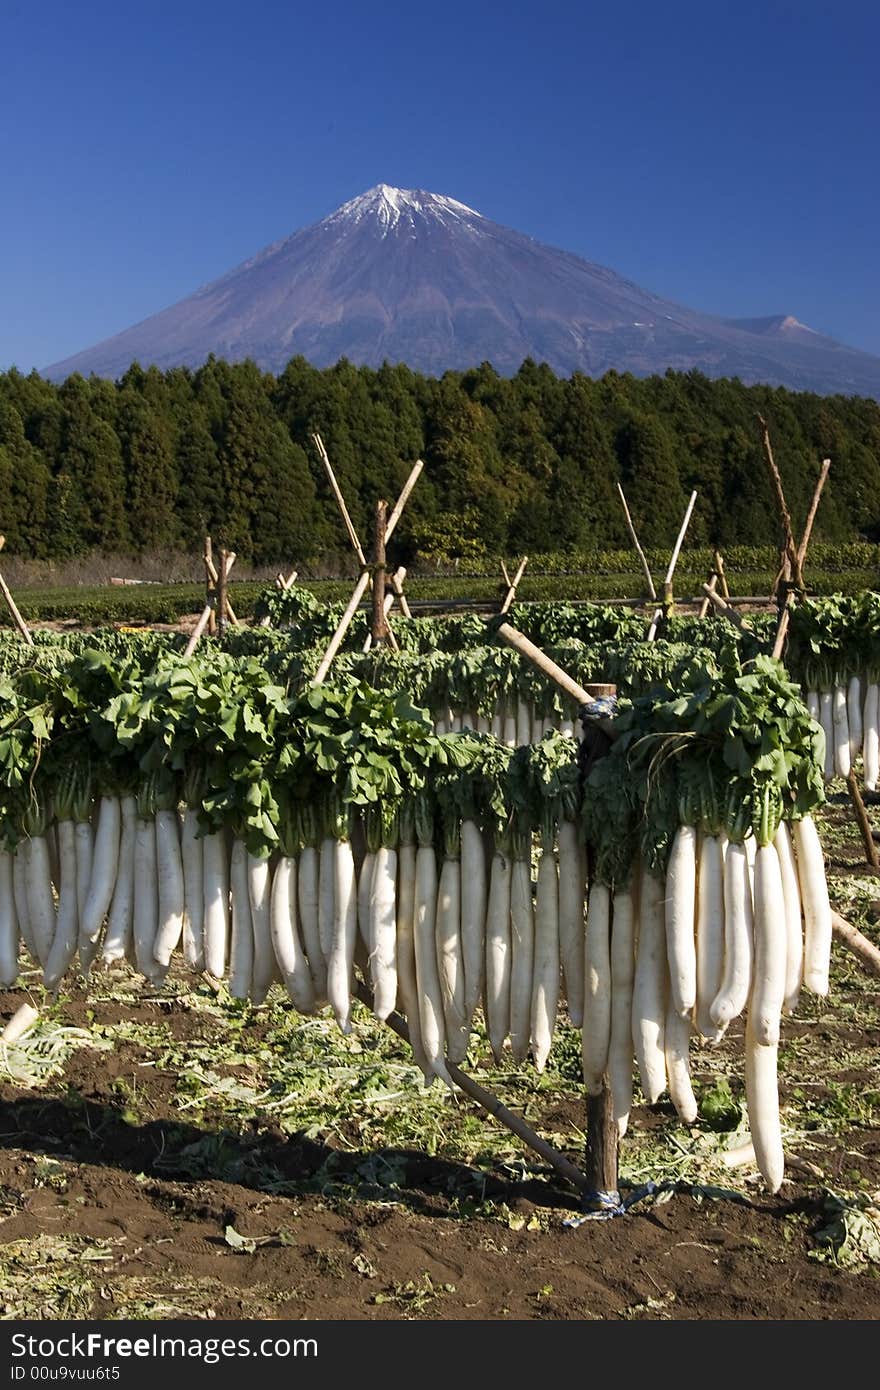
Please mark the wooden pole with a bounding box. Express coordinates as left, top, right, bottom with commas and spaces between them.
585, 1086, 618, 1207
364, 567, 407, 652
204, 536, 216, 637
371, 500, 388, 646
647, 489, 697, 640
832, 910, 880, 977
616, 483, 657, 600
796, 458, 831, 575
700, 583, 756, 636
352, 982, 588, 1194
204, 553, 239, 625
217, 548, 229, 638
698, 571, 718, 619
500, 556, 529, 614
714, 549, 730, 599
385, 459, 424, 538
312, 432, 369, 565
0, 538, 33, 645
846, 769, 880, 869
389, 565, 411, 619
757, 416, 804, 590
183, 603, 213, 659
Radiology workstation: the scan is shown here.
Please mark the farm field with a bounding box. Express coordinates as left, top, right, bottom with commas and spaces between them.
0, 787, 877, 1321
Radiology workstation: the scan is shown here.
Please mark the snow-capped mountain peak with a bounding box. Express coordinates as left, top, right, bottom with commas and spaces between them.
327, 183, 482, 235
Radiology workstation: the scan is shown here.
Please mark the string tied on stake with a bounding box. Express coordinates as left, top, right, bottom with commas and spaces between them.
564, 1181, 658, 1225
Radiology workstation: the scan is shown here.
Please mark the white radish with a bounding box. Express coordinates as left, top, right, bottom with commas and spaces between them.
744, 1011, 784, 1193
79, 794, 120, 948
632, 862, 667, 1104
516, 698, 531, 749
792, 815, 832, 996
74, 819, 93, 945
832, 683, 851, 778
509, 852, 534, 1063
751, 843, 788, 1046
270, 855, 315, 1013
530, 843, 559, 1073
12, 846, 36, 965
557, 817, 585, 1027
774, 822, 803, 1016
327, 837, 357, 1032
181, 808, 204, 972
133, 815, 162, 983
1, 1001, 39, 1046
847, 674, 863, 762
248, 852, 275, 1004
318, 836, 336, 964
370, 844, 398, 1021
153, 809, 185, 967
664, 825, 697, 1018
358, 849, 376, 956
531, 712, 545, 745
413, 842, 451, 1083
582, 881, 611, 1095
460, 818, 487, 1032
26, 836, 55, 968
202, 829, 229, 980
608, 883, 635, 1136
436, 848, 467, 1059
819, 691, 834, 780
503, 704, 517, 749
228, 839, 253, 999
0, 850, 18, 986
297, 845, 326, 1001
694, 833, 726, 1042
863, 681, 880, 791
805, 689, 820, 723
395, 837, 432, 1081
103, 794, 136, 963
710, 840, 754, 1028
43, 819, 78, 991
665, 1001, 698, 1124
484, 845, 512, 1061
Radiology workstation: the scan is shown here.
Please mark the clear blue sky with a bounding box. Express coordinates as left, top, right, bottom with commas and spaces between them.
3, 0, 878, 373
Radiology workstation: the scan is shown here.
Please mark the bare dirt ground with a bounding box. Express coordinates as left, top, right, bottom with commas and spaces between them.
1, 797, 878, 1323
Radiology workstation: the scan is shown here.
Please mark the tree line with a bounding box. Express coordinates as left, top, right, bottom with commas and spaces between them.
0, 355, 878, 566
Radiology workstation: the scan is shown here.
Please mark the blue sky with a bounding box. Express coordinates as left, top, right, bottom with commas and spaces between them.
2, 0, 878, 372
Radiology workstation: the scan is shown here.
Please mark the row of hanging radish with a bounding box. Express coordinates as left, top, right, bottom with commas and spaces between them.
433, 699, 580, 745
804, 678, 880, 787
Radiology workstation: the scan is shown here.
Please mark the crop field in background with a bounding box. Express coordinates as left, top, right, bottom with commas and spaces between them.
0, 786, 878, 1321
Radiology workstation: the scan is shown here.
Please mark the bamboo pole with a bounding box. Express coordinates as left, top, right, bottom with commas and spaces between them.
846, 770, 880, 869
616, 483, 657, 600
204, 536, 216, 637
698, 572, 718, 619
385, 459, 424, 538
714, 549, 730, 599
371, 500, 388, 646
312, 432, 368, 565
0, 538, 33, 645
389, 565, 411, 620
832, 911, 880, 977
352, 981, 588, 1194
700, 583, 756, 636
184, 550, 236, 658
647, 490, 697, 640
217, 548, 229, 638
499, 556, 529, 614
796, 458, 831, 575
204, 554, 239, 625
757, 416, 804, 590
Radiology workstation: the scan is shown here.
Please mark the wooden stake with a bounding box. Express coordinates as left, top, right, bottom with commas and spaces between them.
832, 910, 880, 977
352, 981, 588, 1194
698, 572, 718, 619
700, 583, 756, 636
616, 483, 657, 600
364, 567, 407, 652
796, 458, 831, 575
184, 550, 236, 658
204, 553, 239, 625
585, 1084, 618, 1206
714, 549, 730, 599
500, 556, 528, 614
647, 490, 697, 640
0, 538, 33, 645
846, 769, 880, 869
217, 548, 229, 638
757, 416, 804, 590
371, 500, 388, 646
389, 565, 411, 619
204, 536, 216, 637
312, 432, 368, 565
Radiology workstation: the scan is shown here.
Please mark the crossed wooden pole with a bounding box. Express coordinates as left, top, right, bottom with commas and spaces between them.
258, 568, 299, 628
184, 546, 236, 658
311, 442, 423, 684
0, 537, 33, 645
616, 484, 698, 642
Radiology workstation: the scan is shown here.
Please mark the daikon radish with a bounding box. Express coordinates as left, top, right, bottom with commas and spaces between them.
370, 842, 399, 1021
460, 817, 487, 1034
394, 815, 432, 1082
413, 797, 451, 1084
751, 842, 787, 1046
248, 851, 275, 1004
328, 833, 357, 1033
557, 817, 585, 1028
485, 838, 512, 1062
270, 854, 315, 1013
180, 806, 204, 973
530, 840, 559, 1073
632, 861, 667, 1104
792, 815, 832, 996
744, 1011, 784, 1193
847, 674, 863, 762
103, 794, 136, 963
863, 681, 880, 791
774, 822, 803, 1016
202, 829, 230, 980
228, 838, 253, 999
665, 825, 697, 1018
694, 833, 726, 1042
608, 882, 635, 1136
508, 846, 534, 1063
832, 683, 851, 778
710, 840, 753, 1028
819, 691, 834, 780
0, 850, 18, 986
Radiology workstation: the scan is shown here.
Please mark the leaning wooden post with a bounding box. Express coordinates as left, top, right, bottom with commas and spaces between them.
371, 500, 388, 646
616, 484, 657, 601
796, 459, 831, 576
845, 770, 880, 870
700, 584, 757, 638
217, 549, 229, 638
757, 416, 804, 591
204, 552, 239, 625
204, 536, 216, 637
714, 549, 730, 599
0, 537, 34, 646
832, 911, 880, 977
646, 490, 697, 641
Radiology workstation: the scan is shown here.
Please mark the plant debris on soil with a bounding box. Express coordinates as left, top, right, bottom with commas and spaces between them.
0, 792, 878, 1322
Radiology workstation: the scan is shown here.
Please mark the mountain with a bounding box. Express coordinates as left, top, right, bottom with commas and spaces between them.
44, 184, 880, 397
